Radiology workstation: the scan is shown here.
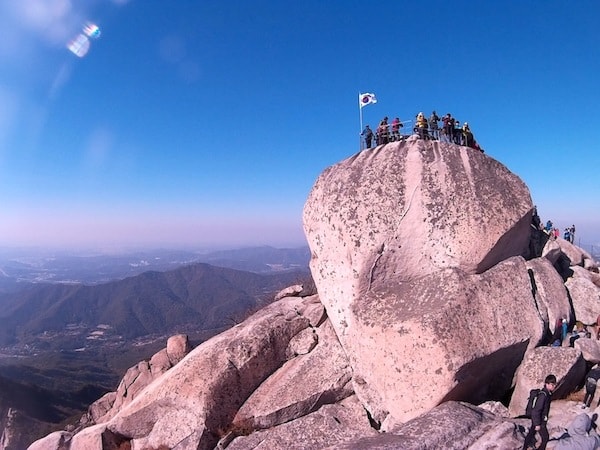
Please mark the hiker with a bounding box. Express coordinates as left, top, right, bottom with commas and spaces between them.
391, 117, 403, 141
553, 413, 600, 450
378, 117, 389, 145
362, 125, 374, 149
453, 118, 463, 144
522, 374, 557, 450
429, 111, 440, 139
462, 122, 475, 148
564, 228, 571, 242
415, 112, 428, 139
583, 364, 600, 408
562, 318, 569, 343
442, 113, 454, 143
570, 224, 576, 243
545, 220, 553, 234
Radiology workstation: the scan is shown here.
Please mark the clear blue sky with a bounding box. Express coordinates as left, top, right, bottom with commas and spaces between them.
1, 0, 599, 252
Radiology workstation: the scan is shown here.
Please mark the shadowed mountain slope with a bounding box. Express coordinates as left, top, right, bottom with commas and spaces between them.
0, 263, 306, 348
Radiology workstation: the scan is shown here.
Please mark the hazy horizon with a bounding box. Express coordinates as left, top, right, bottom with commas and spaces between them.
1, 1, 599, 250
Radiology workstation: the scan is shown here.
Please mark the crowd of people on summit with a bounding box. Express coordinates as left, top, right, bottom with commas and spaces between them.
361, 110, 484, 152
531, 207, 577, 245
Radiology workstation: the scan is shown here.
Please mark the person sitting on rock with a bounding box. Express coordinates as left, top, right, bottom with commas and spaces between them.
553, 413, 600, 449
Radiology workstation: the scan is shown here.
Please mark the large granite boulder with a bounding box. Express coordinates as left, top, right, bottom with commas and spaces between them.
525, 257, 572, 333
232, 318, 352, 432
566, 270, 600, 325
227, 395, 377, 450
328, 401, 523, 450
303, 140, 533, 290
302, 141, 548, 426
509, 346, 586, 416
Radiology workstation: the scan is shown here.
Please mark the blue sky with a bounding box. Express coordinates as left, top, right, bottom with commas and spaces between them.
1, 0, 599, 252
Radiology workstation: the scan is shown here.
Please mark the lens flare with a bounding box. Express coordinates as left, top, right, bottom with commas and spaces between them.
67, 34, 90, 57
83, 22, 101, 39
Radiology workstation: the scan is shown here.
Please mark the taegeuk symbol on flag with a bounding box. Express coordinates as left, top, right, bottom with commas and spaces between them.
359, 93, 377, 108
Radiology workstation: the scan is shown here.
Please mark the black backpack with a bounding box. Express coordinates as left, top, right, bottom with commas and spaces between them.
525, 388, 545, 418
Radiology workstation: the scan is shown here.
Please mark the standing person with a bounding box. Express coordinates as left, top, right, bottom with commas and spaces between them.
442, 113, 453, 143
378, 117, 389, 145
523, 374, 557, 450
391, 117, 403, 141
564, 228, 571, 242
429, 111, 440, 139
562, 318, 569, 343
583, 364, 600, 408
570, 224, 576, 243
361, 125, 374, 149
415, 112, 428, 139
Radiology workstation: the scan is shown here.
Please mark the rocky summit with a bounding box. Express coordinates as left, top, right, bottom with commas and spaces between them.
27, 139, 600, 449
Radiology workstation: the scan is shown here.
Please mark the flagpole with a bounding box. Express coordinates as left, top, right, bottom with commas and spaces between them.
359, 92, 363, 151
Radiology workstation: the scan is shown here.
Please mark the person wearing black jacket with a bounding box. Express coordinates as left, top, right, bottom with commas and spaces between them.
583, 365, 600, 408
523, 374, 557, 450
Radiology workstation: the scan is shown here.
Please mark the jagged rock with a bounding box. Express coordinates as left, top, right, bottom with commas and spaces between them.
274, 284, 304, 300
227, 395, 377, 450
329, 401, 521, 450
232, 318, 352, 431
574, 337, 600, 363
94, 296, 314, 450
68, 423, 129, 450
98, 360, 153, 424
571, 265, 600, 288
285, 327, 318, 356
26, 431, 72, 450
509, 346, 586, 416
296, 294, 326, 326
87, 392, 116, 424
316, 255, 543, 427
149, 348, 171, 375
526, 257, 572, 332
565, 270, 600, 325
542, 238, 562, 265
166, 333, 191, 365
555, 237, 585, 267
84, 334, 192, 426
477, 401, 510, 417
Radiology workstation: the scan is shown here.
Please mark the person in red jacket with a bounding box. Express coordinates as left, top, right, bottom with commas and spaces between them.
522, 374, 557, 450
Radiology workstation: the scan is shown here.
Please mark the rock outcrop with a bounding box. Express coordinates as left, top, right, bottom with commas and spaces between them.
303, 140, 543, 426
28, 139, 600, 450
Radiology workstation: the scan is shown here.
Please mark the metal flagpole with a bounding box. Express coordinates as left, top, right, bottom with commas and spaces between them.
359, 92, 363, 151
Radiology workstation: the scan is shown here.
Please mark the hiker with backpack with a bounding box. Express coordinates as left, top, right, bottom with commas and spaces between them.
523, 374, 557, 450
583, 365, 600, 408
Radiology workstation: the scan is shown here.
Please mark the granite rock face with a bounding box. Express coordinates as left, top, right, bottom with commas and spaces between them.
303, 140, 537, 425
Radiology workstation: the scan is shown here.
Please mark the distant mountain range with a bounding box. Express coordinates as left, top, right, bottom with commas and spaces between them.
0, 245, 310, 290
0, 248, 312, 448
0, 261, 309, 350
